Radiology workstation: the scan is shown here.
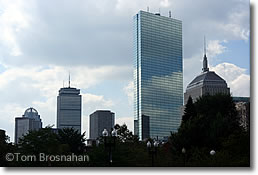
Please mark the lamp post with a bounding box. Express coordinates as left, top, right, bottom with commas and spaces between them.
210, 150, 216, 156
102, 128, 117, 166
147, 140, 159, 166
182, 147, 186, 166
210, 150, 216, 166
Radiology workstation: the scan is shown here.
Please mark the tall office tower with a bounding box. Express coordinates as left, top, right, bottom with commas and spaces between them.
15, 107, 42, 144
184, 39, 230, 105
57, 81, 82, 133
134, 11, 183, 140
89, 110, 115, 139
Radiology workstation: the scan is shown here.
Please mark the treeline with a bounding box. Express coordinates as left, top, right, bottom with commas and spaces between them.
0, 94, 250, 167
169, 94, 250, 166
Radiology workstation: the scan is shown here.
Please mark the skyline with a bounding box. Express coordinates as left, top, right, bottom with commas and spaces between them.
0, 0, 250, 142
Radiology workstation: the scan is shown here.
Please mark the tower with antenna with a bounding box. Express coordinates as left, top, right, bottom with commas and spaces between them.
202, 36, 209, 72
184, 35, 230, 104
57, 71, 82, 133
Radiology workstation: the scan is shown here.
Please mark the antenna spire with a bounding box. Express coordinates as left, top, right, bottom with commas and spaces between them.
147, 6, 149, 12
204, 36, 206, 55
202, 36, 209, 72
68, 72, 71, 88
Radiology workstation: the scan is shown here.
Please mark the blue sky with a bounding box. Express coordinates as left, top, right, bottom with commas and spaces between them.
215, 40, 250, 73
0, 0, 250, 141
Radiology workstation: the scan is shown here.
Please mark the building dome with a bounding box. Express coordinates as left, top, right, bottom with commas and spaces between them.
187, 71, 227, 89
23, 107, 41, 121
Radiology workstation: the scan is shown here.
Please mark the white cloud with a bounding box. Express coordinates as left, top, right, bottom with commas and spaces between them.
115, 117, 134, 133
123, 81, 133, 105
0, 64, 129, 141
230, 74, 250, 97
219, 4, 250, 41
0, 103, 26, 141
0, 0, 250, 67
207, 40, 227, 60
160, 0, 170, 8
82, 114, 89, 137
183, 54, 203, 91
83, 93, 114, 109
210, 62, 250, 97
72, 65, 132, 89
0, 0, 34, 56
81, 92, 115, 138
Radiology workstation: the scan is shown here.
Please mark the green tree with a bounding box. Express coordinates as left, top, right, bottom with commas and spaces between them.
11, 127, 88, 167
0, 130, 16, 166
169, 94, 249, 166
57, 128, 86, 154
88, 124, 147, 166
182, 96, 196, 124
114, 124, 139, 143
18, 127, 60, 155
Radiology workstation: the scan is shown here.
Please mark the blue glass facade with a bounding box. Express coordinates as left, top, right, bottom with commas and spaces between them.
134, 11, 183, 140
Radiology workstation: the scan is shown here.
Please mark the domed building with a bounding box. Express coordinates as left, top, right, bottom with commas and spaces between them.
23, 107, 41, 121
184, 44, 230, 104
15, 107, 42, 144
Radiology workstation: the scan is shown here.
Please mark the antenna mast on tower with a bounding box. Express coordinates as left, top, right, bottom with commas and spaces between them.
68, 72, 71, 88
204, 36, 206, 55
202, 36, 209, 72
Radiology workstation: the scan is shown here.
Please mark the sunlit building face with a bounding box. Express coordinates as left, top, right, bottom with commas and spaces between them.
134, 11, 183, 140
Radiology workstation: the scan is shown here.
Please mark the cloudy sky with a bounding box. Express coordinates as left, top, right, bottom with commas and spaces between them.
0, 0, 250, 141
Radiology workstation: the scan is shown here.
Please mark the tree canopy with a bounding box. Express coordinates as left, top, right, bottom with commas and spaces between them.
169, 94, 249, 166
114, 124, 139, 143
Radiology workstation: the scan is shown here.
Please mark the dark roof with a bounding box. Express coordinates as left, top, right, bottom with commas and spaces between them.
187, 71, 226, 88
233, 97, 250, 103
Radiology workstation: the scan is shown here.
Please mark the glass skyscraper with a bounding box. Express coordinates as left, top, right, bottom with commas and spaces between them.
134, 11, 183, 140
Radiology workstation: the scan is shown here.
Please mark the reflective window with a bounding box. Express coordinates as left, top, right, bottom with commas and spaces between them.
134, 11, 183, 140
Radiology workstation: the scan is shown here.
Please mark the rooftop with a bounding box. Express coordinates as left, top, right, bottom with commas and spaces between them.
22, 107, 41, 121
58, 87, 80, 95
187, 71, 226, 89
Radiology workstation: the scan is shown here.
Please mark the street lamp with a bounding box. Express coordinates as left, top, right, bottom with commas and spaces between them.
111, 129, 117, 137
147, 140, 159, 166
210, 150, 216, 166
210, 150, 216, 156
102, 129, 108, 137
182, 147, 186, 166
182, 147, 186, 154
102, 128, 117, 166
